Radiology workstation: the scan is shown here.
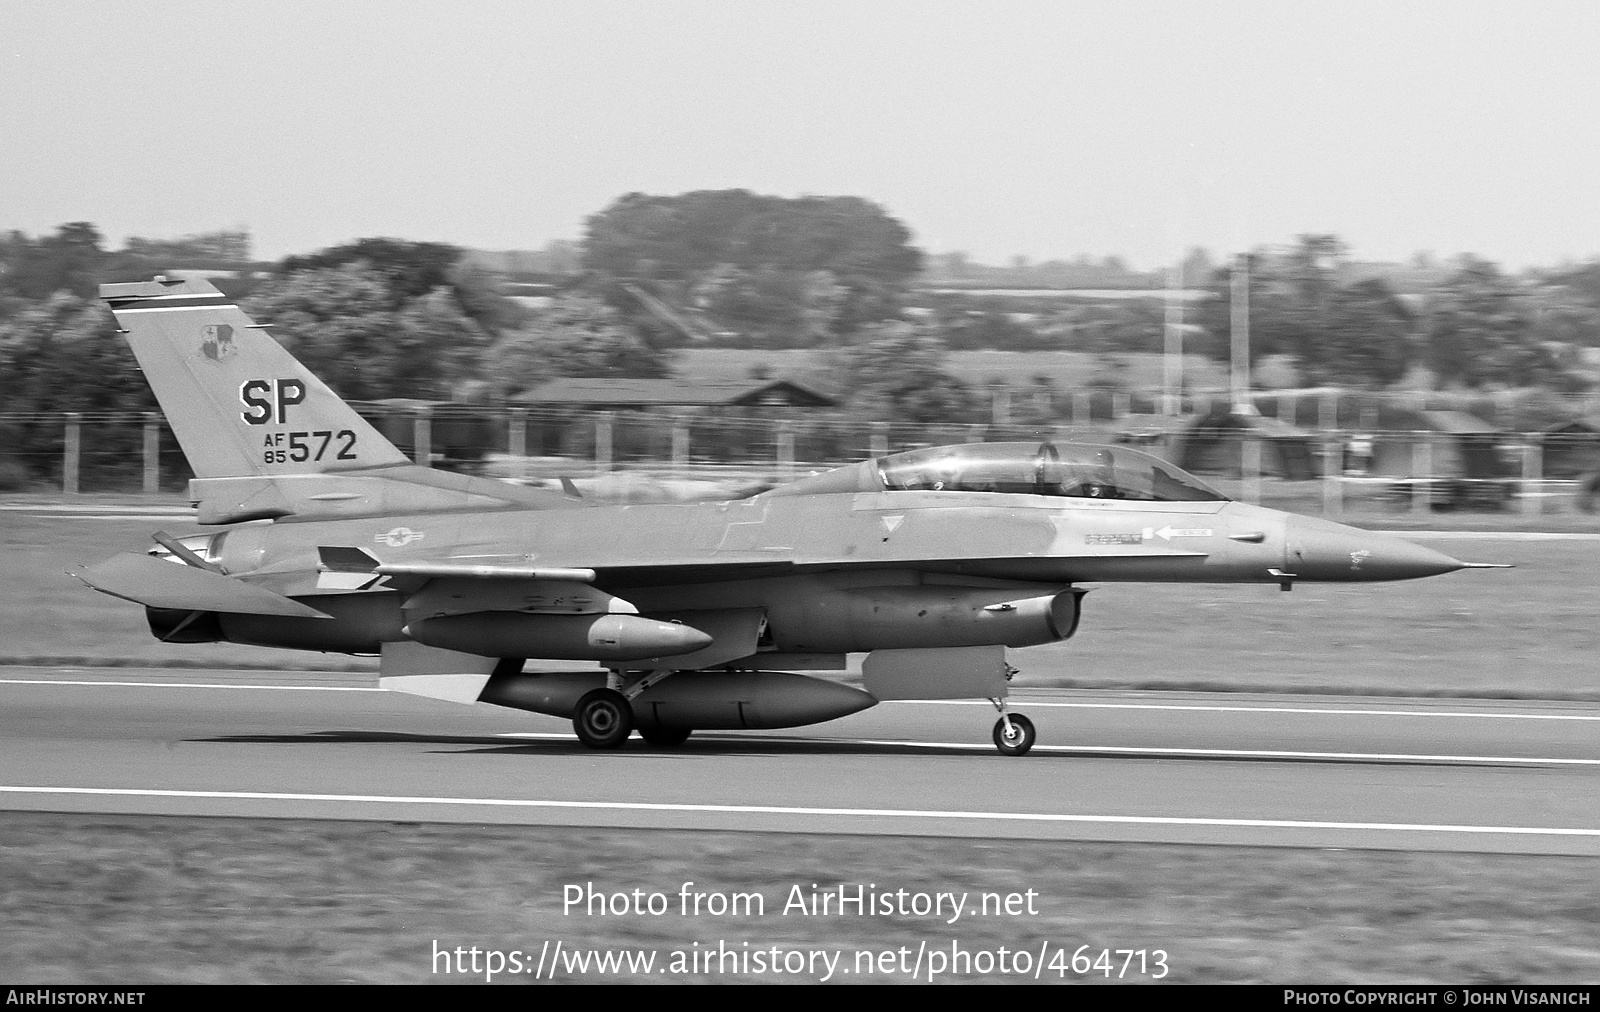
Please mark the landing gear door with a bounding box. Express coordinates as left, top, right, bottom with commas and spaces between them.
862, 645, 1009, 701
379, 641, 499, 703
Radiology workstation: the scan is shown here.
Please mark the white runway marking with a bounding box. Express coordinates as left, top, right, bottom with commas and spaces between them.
911, 699, 1600, 721
32, 515, 200, 521
2, 785, 1595, 838
1374, 530, 1600, 541
494, 732, 1600, 766
0, 504, 193, 514
0, 678, 377, 691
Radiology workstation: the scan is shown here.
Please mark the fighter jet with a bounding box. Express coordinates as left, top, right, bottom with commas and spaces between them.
77, 276, 1494, 755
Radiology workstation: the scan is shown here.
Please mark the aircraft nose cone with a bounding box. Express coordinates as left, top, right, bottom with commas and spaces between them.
1285, 516, 1465, 582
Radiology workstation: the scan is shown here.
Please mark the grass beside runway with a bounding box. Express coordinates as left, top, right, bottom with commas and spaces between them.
1, 811, 1595, 984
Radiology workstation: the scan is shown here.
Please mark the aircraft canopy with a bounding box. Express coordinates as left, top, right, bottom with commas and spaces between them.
876, 442, 1228, 502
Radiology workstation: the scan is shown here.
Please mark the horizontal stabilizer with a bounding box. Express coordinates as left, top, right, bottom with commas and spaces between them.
74, 553, 329, 618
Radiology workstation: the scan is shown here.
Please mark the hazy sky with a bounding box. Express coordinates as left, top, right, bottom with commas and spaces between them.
3, 1, 1597, 268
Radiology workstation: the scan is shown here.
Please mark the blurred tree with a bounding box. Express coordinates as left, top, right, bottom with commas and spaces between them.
0, 292, 156, 479
447, 257, 529, 334
1527, 298, 1600, 351
940, 306, 1044, 350
1313, 279, 1415, 387
1194, 236, 1419, 388
1539, 261, 1600, 348
1424, 257, 1573, 388
583, 189, 923, 343
0, 292, 149, 415
280, 238, 461, 302
244, 263, 490, 399
1072, 301, 1164, 355
925, 251, 974, 280
102, 229, 262, 297
271, 237, 522, 339
122, 229, 252, 264
835, 321, 977, 423
0, 223, 108, 306
393, 287, 497, 392
1543, 260, 1600, 311
484, 293, 674, 394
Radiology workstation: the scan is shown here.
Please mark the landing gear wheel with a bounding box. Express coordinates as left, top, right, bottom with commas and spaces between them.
639, 725, 693, 747
573, 689, 634, 749
992, 713, 1036, 756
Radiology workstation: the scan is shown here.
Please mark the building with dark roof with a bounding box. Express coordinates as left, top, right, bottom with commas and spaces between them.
1173, 406, 1319, 480
514, 378, 837, 411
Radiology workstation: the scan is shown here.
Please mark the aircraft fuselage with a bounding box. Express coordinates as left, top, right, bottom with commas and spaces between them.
154, 490, 1460, 657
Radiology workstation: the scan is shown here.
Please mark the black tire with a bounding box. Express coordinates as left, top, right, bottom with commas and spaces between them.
992, 714, 1036, 756
573, 688, 634, 749
639, 725, 693, 747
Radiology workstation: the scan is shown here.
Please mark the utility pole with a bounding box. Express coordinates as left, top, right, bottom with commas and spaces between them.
1162, 262, 1184, 416
1230, 256, 1252, 414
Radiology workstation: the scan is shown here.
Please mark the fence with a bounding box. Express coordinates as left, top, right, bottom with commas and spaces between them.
5, 406, 1599, 515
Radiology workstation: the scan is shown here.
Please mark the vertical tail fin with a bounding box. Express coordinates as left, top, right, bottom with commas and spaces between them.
100, 277, 408, 477
102, 276, 563, 523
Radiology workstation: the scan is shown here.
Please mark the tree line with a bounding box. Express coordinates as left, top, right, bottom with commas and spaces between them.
3, 202, 1600, 481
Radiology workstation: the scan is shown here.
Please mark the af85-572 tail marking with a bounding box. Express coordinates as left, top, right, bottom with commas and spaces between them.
102, 276, 405, 479
101, 276, 567, 522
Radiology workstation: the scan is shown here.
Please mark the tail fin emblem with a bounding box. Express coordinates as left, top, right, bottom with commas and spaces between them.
201, 323, 237, 361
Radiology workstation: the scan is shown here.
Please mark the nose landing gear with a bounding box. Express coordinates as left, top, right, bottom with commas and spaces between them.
992, 713, 1036, 755
990, 691, 1036, 756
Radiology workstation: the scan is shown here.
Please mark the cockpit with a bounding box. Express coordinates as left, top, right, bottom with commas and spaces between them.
876, 442, 1227, 502
762, 441, 1229, 502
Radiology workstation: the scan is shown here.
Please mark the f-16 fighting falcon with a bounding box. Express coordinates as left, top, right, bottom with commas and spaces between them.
77, 277, 1496, 755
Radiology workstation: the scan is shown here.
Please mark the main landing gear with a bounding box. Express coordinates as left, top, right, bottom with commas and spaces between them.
571, 671, 694, 749
572, 688, 632, 749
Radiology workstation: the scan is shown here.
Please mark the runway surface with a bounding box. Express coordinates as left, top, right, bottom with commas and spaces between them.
3, 666, 1596, 855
